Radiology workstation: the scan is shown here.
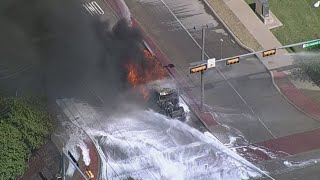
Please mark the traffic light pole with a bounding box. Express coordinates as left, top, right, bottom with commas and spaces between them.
190, 38, 320, 67
200, 26, 206, 112
192, 23, 214, 111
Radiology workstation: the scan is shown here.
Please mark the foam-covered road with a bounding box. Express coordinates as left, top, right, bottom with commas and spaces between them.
54, 0, 320, 179
50, 0, 270, 179
57, 97, 266, 179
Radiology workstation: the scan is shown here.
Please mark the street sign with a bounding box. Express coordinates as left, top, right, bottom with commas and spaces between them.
302, 40, 320, 48
190, 64, 207, 74
262, 49, 276, 57
226, 57, 240, 65
207, 58, 216, 68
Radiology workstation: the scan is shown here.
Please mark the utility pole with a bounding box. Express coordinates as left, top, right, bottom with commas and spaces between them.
192, 24, 214, 112
220, 39, 223, 60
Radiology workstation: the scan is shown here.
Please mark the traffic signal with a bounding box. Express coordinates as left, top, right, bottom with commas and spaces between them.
226, 57, 240, 65
190, 64, 207, 74
262, 49, 276, 57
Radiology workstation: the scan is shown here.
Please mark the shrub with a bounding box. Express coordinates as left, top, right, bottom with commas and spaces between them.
0, 97, 54, 179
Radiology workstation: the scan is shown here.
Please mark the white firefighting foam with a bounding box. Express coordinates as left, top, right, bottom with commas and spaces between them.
64, 129, 91, 177
57, 98, 266, 179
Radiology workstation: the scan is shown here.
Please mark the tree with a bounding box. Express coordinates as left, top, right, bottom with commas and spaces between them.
0, 97, 53, 150
0, 121, 29, 179
0, 97, 54, 179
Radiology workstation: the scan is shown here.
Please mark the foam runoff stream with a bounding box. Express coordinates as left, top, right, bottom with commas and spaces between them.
62, 121, 91, 177
58, 98, 267, 179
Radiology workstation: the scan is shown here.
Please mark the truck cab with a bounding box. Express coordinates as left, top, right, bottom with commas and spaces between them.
154, 88, 185, 120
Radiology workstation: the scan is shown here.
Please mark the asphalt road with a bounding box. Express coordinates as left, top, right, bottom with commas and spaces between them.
123, 0, 320, 144
44, 0, 320, 179
2, 0, 318, 143
0, 19, 44, 97
2, 0, 320, 178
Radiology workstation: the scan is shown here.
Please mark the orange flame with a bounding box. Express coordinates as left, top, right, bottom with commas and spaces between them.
125, 49, 168, 99
144, 50, 153, 59
126, 63, 140, 87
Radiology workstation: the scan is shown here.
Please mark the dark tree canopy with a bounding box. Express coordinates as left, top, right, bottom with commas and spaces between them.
0, 97, 54, 179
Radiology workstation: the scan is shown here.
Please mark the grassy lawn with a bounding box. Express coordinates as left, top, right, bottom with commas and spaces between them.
244, 0, 320, 47
245, 0, 255, 4
207, 0, 263, 51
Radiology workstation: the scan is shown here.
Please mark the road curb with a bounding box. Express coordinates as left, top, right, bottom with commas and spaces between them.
85, 140, 100, 180
271, 71, 320, 122
50, 105, 101, 180
201, 0, 256, 53
256, 127, 320, 155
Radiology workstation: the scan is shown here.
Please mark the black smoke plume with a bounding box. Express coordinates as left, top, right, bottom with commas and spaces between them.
0, 0, 145, 107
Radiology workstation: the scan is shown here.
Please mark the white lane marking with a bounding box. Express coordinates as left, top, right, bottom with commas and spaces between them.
82, 1, 105, 16
0, 65, 33, 80
158, 0, 276, 139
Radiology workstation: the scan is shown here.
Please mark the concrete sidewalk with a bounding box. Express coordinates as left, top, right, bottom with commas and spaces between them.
222, 0, 293, 70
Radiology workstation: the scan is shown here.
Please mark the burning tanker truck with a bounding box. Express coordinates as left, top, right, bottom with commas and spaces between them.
143, 42, 186, 120
152, 86, 186, 120
125, 40, 186, 120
